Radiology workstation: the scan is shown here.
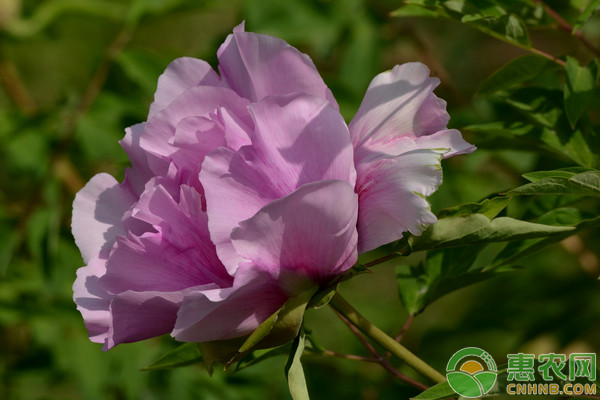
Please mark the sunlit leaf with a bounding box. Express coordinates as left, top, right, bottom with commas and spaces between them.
409, 214, 574, 252
522, 167, 592, 182
506, 170, 600, 196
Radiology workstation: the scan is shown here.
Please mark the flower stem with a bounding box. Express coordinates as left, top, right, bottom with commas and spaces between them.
329, 293, 445, 384
385, 314, 415, 360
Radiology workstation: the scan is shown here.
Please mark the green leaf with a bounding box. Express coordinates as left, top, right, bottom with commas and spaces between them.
285, 330, 310, 400
490, 210, 600, 269
506, 171, 600, 196
478, 54, 550, 95
412, 381, 456, 399
572, 0, 600, 32
465, 13, 531, 48
437, 196, 511, 220
141, 343, 203, 371
391, 1, 531, 47
522, 167, 592, 182
464, 122, 570, 161
467, 86, 598, 168
409, 214, 574, 252
564, 57, 599, 127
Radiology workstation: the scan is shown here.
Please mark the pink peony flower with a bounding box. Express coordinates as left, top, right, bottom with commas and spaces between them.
72, 23, 474, 350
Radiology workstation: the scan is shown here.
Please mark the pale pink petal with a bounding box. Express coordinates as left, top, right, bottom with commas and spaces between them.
71, 173, 136, 263
247, 94, 355, 189
414, 92, 450, 136
105, 288, 205, 350
200, 94, 356, 273
217, 22, 337, 106
231, 180, 358, 288
141, 86, 251, 159
356, 150, 444, 254
72, 255, 111, 344
170, 116, 226, 190
349, 63, 441, 147
172, 265, 287, 342
199, 148, 277, 273
213, 107, 253, 151
355, 129, 476, 164
148, 57, 224, 119
121, 123, 169, 196
100, 184, 232, 293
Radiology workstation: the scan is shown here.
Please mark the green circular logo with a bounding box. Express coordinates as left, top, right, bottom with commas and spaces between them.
446, 347, 497, 398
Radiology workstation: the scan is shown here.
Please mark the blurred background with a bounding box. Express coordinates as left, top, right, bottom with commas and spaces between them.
1, 0, 599, 399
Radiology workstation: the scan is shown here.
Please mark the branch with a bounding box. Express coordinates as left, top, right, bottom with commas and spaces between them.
534, 0, 600, 59
329, 293, 446, 384
334, 310, 429, 391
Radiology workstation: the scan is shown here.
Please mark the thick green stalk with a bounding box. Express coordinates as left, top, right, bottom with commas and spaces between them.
329, 293, 445, 384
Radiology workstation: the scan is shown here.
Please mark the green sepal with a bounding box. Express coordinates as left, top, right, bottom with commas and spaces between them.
224, 287, 317, 369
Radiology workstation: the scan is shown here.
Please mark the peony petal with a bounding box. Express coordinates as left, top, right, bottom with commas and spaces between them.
172, 265, 287, 342
141, 85, 251, 160
106, 288, 196, 350
349, 62, 441, 147
356, 150, 444, 254
407, 129, 476, 159
200, 94, 356, 273
247, 94, 356, 189
72, 173, 136, 263
170, 116, 226, 190
231, 180, 358, 288
121, 123, 169, 196
101, 184, 232, 293
213, 106, 253, 151
217, 22, 337, 106
148, 57, 224, 119
414, 92, 450, 136
199, 148, 276, 273
354, 129, 477, 164
73, 255, 112, 344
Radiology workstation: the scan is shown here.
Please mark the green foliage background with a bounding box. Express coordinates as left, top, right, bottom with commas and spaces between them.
1, 0, 599, 399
